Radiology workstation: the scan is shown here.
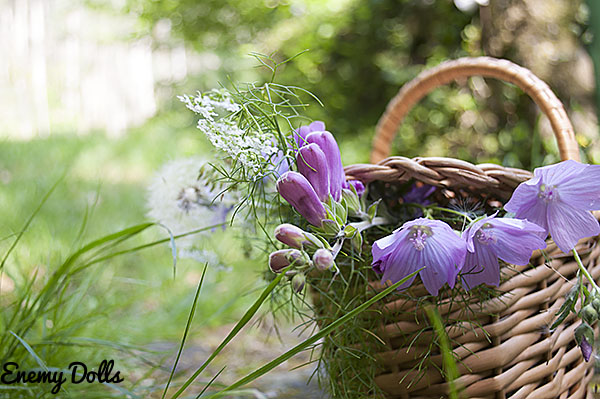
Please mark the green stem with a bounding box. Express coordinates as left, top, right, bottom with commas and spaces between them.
573, 248, 600, 291
407, 204, 474, 223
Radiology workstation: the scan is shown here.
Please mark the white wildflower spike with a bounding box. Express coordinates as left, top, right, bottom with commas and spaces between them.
179, 89, 280, 175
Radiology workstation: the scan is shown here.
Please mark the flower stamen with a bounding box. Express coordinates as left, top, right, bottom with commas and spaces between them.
409, 226, 431, 251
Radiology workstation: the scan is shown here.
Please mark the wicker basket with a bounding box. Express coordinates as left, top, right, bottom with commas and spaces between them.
336, 57, 600, 399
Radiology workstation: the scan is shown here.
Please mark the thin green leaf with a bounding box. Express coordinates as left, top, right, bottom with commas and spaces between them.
162, 264, 208, 399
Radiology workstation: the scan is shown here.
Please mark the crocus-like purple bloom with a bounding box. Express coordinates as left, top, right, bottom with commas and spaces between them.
342, 180, 366, 198
297, 143, 330, 202
293, 121, 326, 148
372, 218, 467, 296
277, 171, 327, 227
461, 215, 547, 290
505, 160, 600, 253
306, 131, 344, 201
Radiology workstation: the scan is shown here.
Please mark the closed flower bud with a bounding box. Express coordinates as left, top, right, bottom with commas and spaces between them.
575, 322, 595, 362
306, 131, 344, 202
269, 249, 305, 273
313, 249, 335, 271
342, 180, 366, 198
582, 304, 598, 325
341, 188, 361, 214
297, 144, 330, 202
275, 224, 309, 249
593, 298, 600, 313
292, 273, 306, 293
277, 172, 327, 227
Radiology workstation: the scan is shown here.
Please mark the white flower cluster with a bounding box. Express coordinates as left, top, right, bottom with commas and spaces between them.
147, 157, 235, 257
179, 90, 280, 176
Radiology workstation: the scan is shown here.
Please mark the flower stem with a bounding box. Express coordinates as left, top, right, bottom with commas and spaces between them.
407, 203, 474, 223
573, 248, 600, 291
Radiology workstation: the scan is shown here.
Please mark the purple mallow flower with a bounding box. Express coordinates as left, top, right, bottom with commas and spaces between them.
297, 143, 330, 202
293, 121, 326, 148
305, 131, 344, 202
461, 215, 547, 290
505, 160, 600, 253
277, 172, 327, 227
372, 218, 467, 296
342, 180, 365, 198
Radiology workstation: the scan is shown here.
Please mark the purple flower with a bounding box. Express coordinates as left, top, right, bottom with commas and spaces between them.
293, 121, 326, 148
580, 336, 593, 362
372, 218, 467, 296
403, 184, 436, 205
297, 143, 330, 202
505, 160, 600, 253
277, 171, 327, 227
342, 180, 365, 198
306, 131, 344, 201
461, 215, 547, 290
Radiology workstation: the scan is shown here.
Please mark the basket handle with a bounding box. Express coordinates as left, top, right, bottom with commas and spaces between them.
370, 57, 580, 164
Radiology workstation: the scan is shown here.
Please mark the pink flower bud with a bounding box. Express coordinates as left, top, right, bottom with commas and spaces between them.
269, 249, 306, 273
313, 249, 334, 271
274, 224, 309, 249
291, 273, 306, 293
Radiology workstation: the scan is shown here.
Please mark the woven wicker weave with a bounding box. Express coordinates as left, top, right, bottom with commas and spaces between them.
342, 57, 599, 399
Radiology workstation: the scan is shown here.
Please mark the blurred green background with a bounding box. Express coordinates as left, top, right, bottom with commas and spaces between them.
1, 0, 599, 397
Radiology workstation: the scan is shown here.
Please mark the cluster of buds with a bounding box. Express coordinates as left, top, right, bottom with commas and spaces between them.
276, 122, 364, 229
268, 223, 336, 293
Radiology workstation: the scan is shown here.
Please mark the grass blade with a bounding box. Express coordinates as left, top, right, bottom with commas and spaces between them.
0, 176, 62, 273
162, 264, 208, 399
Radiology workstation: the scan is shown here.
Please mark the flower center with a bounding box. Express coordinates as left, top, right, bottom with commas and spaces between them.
476, 223, 496, 245
538, 184, 558, 202
409, 226, 432, 251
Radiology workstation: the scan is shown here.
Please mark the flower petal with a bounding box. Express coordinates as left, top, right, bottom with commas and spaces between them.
489, 218, 547, 265
420, 225, 467, 295
461, 242, 500, 290
381, 235, 420, 291
547, 201, 600, 253
504, 176, 549, 231
553, 163, 600, 211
